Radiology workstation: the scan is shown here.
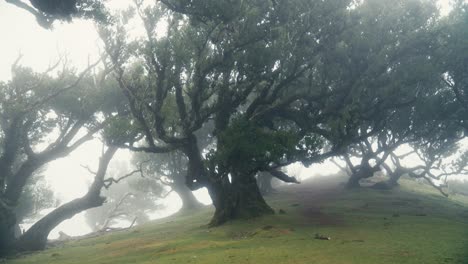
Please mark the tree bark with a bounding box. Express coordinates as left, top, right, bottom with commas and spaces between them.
346, 164, 380, 189
14, 147, 118, 252
346, 173, 362, 188
183, 135, 273, 226
15, 195, 105, 251
0, 200, 16, 256
4, 160, 40, 205
208, 173, 274, 226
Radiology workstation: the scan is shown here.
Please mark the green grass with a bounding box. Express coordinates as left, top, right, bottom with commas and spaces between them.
6, 177, 468, 264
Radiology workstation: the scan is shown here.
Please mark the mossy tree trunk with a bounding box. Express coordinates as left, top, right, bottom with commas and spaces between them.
183, 135, 274, 226
208, 172, 274, 226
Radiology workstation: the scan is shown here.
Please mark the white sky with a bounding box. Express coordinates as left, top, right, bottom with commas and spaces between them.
0, 0, 457, 238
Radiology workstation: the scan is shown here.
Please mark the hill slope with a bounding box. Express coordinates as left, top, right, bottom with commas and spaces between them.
6, 177, 468, 264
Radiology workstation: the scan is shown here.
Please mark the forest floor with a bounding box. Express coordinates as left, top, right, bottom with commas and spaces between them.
5, 176, 468, 264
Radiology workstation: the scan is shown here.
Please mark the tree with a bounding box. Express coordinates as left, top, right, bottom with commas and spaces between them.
128, 120, 215, 212
0, 60, 122, 255
16, 146, 118, 251
438, 1, 468, 122
341, 133, 400, 188
322, 0, 451, 189
100, 0, 451, 226
100, 0, 354, 225
85, 161, 169, 232
133, 150, 204, 212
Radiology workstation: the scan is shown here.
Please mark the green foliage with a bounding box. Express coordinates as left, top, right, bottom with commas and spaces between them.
102, 116, 140, 145
25, 0, 111, 28
210, 117, 322, 174
97, 0, 468, 225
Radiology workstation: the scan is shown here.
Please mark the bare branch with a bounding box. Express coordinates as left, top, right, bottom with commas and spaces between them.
103, 169, 142, 189
81, 165, 97, 175
409, 171, 449, 197
100, 192, 134, 230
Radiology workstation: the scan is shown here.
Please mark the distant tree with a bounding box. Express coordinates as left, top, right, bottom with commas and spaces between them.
85, 161, 169, 232
132, 151, 204, 212
340, 133, 402, 189
128, 123, 215, 212
323, 0, 459, 190
447, 179, 468, 196
14, 171, 57, 236
368, 2, 468, 192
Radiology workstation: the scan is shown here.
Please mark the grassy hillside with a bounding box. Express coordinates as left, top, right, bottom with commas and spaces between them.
6, 177, 468, 264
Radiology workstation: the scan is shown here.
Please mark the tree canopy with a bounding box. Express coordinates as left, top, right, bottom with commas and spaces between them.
96, 0, 468, 225
4, 0, 109, 28
1, 0, 468, 257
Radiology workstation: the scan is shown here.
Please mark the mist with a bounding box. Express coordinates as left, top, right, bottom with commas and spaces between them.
0, 0, 467, 263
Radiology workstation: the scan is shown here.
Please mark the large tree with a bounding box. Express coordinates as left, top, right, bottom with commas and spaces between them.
321, 0, 453, 189
101, 0, 353, 225
98, 0, 454, 226
16, 146, 118, 251
0, 61, 123, 255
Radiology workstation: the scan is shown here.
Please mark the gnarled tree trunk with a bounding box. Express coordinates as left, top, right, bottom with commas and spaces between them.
16, 195, 105, 251
346, 164, 380, 189
15, 147, 117, 252
183, 135, 273, 226
208, 173, 274, 226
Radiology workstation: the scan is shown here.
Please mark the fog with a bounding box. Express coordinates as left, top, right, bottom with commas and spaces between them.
0, 0, 460, 240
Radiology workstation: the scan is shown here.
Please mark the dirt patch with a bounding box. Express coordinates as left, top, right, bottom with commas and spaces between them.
302, 207, 344, 226
277, 176, 346, 226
